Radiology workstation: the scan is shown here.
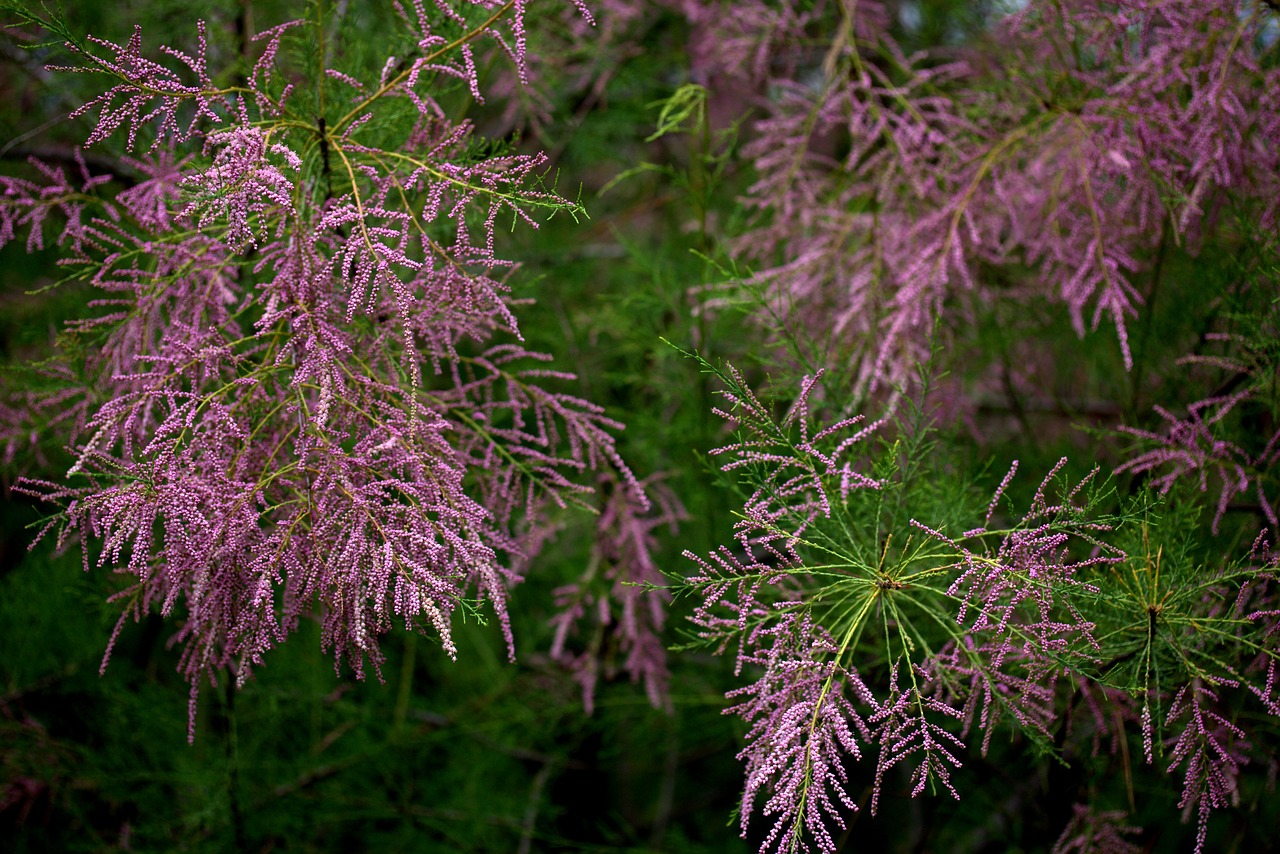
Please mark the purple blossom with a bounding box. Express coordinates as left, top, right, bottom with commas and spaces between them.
0, 151, 115, 253
919, 461, 1116, 658
868, 661, 965, 815
680, 0, 1279, 391
1051, 803, 1143, 854
1119, 331, 1280, 533
727, 614, 873, 853
687, 369, 1129, 850
1165, 681, 1249, 854
710, 366, 881, 557
54, 22, 226, 150
6, 0, 637, 741
180, 125, 299, 251
549, 474, 682, 713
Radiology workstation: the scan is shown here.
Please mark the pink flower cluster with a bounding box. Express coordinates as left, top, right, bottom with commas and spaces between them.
689, 365, 1280, 852
677, 0, 1279, 395
3, 1, 672, 738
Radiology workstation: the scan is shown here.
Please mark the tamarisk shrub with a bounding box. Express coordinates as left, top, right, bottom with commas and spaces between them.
1117, 248, 1280, 533
674, 0, 1279, 403
683, 359, 1280, 853
495, 0, 1280, 847
549, 471, 683, 713
0, 0, 670, 739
